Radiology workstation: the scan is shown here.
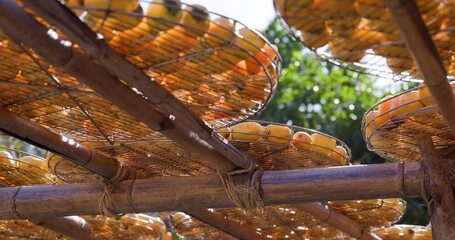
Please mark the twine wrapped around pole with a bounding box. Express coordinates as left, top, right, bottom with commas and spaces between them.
217, 164, 265, 210
98, 161, 133, 216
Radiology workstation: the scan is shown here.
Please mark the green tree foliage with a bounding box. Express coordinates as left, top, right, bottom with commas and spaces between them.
259, 19, 429, 224
260, 19, 383, 164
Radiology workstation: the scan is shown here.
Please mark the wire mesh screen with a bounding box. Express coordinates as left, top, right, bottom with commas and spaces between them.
49, 120, 351, 183
362, 84, 455, 161
274, 0, 451, 82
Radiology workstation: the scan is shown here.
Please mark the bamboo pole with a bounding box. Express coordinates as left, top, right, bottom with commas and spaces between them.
31, 216, 91, 240
384, 0, 455, 138
185, 209, 267, 240
418, 137, 455, 239
22, 0, 253, 172
0, 0, 242, 172
0, 107, 121, 179
0, 163, 421, 220
297, 203, 380, 240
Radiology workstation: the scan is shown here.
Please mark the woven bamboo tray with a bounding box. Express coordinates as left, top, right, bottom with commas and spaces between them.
171, 209, 348, 240
48, 120, 351, 183
274, 0, 452, 82
0, 146, 55, 186
0, 213, 165, 240
0, 220, 65, 240
1, 1, 281, 144
373, 224, 432, 240
362, 84, 455, 161
328, 198, 406, 228
83, 213, 166, 240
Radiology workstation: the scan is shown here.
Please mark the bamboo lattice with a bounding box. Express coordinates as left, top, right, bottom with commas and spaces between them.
274, 0, 452, 82
48, 120, 351, 182
362, 84, 455, 161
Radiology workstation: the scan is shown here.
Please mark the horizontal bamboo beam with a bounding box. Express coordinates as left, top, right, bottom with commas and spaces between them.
0, 163, 421, 219
31, 216, 91, 240
22, 0, 253, 172
298, 203, 380, 240
385, 0, 455, 138
185, 209, 267, 240
0, 0, 240, 173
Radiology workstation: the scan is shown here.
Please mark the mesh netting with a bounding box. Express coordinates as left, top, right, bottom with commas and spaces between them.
48, 120, 351, 183
362, 84, 455, 161
274, 0, 451, 82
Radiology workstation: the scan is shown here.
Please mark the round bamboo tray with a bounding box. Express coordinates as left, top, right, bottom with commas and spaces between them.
0, 147, 55, 186
274, 0, 452, 82
171, 208, 348, 240
328, 198, 406, 228
84, 214, 166, 240
373, 224, 432, 240
362, 84, 455, 161
1, 1, 281, 143
48, 120, 351, 183
0, 220, 65, 239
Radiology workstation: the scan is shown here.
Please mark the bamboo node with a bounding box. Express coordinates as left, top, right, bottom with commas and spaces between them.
216, 164, 265, 210
98, 161, 132, 216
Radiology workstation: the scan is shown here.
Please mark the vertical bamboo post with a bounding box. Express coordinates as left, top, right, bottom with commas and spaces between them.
418, 137, 455, 239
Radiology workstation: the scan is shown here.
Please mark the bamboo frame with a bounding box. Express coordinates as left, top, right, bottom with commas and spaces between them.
385, 0, 455, 138
297, 203, 380, 240
0, 162, 421, 220
0, 1, 425, 239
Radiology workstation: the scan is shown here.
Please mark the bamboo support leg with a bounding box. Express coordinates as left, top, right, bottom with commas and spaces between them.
418, 137, 455, 239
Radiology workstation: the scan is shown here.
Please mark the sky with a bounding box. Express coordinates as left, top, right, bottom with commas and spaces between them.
182, 0, 276, 31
